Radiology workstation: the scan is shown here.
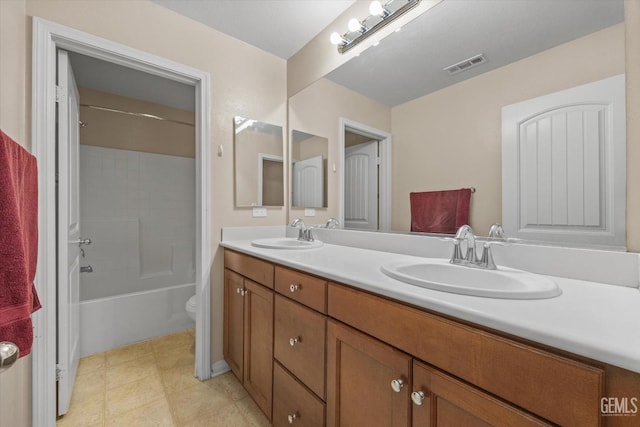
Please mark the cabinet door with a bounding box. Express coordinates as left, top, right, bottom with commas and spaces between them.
327, 320, 411, 427
412, 361, 550, 427
244, 279, 274, 420
224, 268, 245, 381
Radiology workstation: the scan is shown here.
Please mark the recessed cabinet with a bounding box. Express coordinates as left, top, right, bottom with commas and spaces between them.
223, 250, 275, 421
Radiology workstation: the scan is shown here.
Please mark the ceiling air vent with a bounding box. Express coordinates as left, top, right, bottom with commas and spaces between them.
443, 54, 487, 75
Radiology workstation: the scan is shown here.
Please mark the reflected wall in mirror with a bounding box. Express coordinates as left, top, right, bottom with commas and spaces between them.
288, 0, 626, 247
234, 116, 284, 207
291, 130, 328, 208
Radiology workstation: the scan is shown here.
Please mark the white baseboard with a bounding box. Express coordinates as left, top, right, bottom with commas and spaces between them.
211, 359, 231, 378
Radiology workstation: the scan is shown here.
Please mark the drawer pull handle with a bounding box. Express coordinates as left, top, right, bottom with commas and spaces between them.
390, 378, 404, 393
289, 336, 301, 346
287, 412, 299, 423
289, 284, 301, 293
411, 390, 426, 405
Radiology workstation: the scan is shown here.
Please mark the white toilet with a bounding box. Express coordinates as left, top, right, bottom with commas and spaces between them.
185, 295, 196, 321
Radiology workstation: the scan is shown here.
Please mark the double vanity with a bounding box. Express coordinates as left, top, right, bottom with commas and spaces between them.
222, 226, 640, 426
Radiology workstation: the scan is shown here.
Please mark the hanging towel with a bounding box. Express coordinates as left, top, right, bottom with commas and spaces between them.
410, 188, 472, 234
0, 130, 41, 357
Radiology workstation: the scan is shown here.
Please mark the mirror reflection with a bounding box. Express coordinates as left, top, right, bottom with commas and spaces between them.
234, 116, 284, 207
291, 130, 328, 208
288, 0, 625, 247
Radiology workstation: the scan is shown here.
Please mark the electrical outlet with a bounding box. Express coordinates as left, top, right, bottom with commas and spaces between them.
304, 208, 316, 217
252, 207, 267, 217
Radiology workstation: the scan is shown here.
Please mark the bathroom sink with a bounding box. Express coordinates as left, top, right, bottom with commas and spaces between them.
251, 237, 323, 250
381, 259, 561, 299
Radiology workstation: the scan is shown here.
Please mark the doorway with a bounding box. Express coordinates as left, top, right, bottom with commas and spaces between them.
32, 18, 212, 426
338, 118, 392, 231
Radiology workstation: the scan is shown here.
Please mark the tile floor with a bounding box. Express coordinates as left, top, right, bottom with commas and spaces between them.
56, 329, 271, 427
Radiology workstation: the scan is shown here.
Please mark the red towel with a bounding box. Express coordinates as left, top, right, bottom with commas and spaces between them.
410, 188, 472, 234
0, 130, 41, 357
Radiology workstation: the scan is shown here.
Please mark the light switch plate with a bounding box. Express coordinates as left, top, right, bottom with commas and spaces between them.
304, 208, 316, 217
252, 207, 267, 217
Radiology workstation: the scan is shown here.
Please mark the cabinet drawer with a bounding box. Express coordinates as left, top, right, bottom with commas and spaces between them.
413, 360, 550, 426
274, 294, 326, 398
224, 250, 274, 288
275, 266, 327, 313
273, 361, 325, 427
328, 283, 604, 427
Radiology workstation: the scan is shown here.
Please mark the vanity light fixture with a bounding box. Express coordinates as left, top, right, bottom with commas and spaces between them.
329, 0, 420, 54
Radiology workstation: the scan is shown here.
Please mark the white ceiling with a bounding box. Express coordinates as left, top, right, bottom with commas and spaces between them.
151, 0, 356, 60
70, 0, 624, 111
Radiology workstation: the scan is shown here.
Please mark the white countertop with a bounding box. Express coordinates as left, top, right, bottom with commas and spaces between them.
221, 238, 640, 374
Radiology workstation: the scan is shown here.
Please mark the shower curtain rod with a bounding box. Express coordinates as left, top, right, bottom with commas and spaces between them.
79, 103, 195, 127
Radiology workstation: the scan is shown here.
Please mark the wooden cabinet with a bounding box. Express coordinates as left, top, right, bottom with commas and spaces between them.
327, 319, 412, 427
273, 266, 328, 426
273, 361, 326, 427
274, 294, 326, 398
223, 251, 274, 420
412, 360, 549, 426
223, 249, 640, 426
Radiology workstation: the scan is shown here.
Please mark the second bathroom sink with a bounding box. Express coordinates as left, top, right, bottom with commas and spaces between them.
381, 258, 561, 299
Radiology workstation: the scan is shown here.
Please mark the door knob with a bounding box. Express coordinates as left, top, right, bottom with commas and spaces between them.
390, 378, 404, 393
289, 284, 301, 293
289, 336, 301, 346
0, 342, 19, 373
287, 412, 299, 424
411, 390, 426, 405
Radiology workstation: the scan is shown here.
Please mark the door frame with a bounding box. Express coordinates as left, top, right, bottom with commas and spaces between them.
338, 118, 392, 230
257, 153, 284, 206
31, 17, 212, 426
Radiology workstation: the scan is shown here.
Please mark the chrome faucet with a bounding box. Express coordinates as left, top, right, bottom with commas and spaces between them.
448, 224, 507, 270
450, 225, 477, 265
290, 219, 314, 242
325, 218, 339, 229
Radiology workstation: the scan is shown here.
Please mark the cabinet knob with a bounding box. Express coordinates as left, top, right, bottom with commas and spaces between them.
287, 412, 299, 424
411, 390, 426, 405
236, 287, 241, 294
390, 378, 404, 393
289, 284, 301, 293
289, 336, 301, 346
236, 288, 247, 297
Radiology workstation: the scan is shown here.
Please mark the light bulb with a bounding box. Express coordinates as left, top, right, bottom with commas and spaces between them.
369, 1, 386, 16
330, 32, 344, 45
348, 18, 364, 33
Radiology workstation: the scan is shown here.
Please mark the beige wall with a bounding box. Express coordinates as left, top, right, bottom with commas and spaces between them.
25, 0, 287, 370
625, 0, 640, 252
0, 1, 32, 425
79, 87, 195, 158
289, 78, 391, 222
390, 24, 625, 235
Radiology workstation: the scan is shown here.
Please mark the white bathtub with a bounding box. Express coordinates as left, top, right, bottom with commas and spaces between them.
80, 282, 195, 356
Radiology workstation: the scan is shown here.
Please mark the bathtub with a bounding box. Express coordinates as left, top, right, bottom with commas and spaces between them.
80, 282, 195, 356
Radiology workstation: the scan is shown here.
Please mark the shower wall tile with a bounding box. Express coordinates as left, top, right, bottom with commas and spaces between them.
79, 145, 195, 301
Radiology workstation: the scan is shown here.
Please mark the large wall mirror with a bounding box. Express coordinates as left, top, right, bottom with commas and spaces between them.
291, 130, 328, 208
287, 0, 626, 248
234, 116, 284, 207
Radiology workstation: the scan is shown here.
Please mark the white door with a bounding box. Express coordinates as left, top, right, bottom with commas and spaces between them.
344, 141, 378, 230
292, 155, 324, 207
56, 49, 82, 416
502, 74, 625, 247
